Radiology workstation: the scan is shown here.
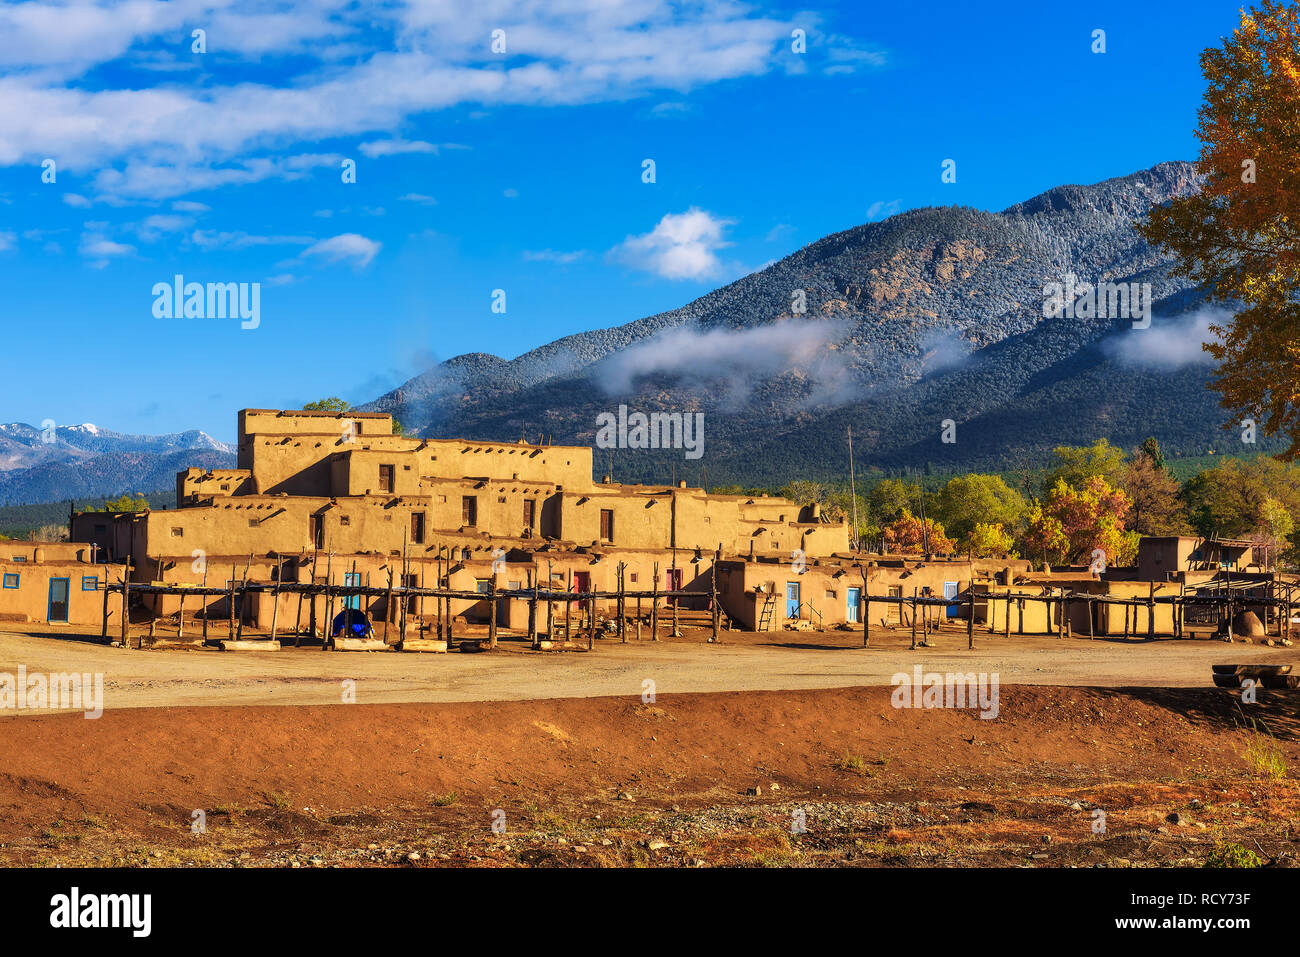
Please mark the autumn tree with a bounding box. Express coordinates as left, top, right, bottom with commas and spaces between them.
1138, 1, 1300, 455
1122, 448, 1188, 534
881, 509, 956, 556
1022, 477, 1135, 566
964, 522, 1018, 558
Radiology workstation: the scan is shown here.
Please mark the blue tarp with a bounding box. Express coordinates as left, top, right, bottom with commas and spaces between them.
331, 609, 373, 639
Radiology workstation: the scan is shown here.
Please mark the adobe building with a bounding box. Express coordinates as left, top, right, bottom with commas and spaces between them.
69, 408, 851, 636
0, 540, 122, 629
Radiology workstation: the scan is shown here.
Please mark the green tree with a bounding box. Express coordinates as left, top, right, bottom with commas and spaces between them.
1041, 439, 1126, 496
95, 493, 150, 513
303, 397, 351, 412
934, 474, 1025, 544
1122, 448, 1188, 534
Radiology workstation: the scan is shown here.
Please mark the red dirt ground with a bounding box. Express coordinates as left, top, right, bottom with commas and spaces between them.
3, 684, 1299, 867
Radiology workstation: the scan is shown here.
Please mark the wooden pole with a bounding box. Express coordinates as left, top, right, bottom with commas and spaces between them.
100, 573, 110, 643
234, 554, 250, 641
619, 564, 627, 643
650, 562, 659, 642
636, 594, 643, 641
1147, 582, 1155, 640
909, 587, 917, 650
710, 554, 719, 643
201, 563, 209, 642
227, 562, 236, 639
862, 569, 870, 648
383, 569, 393, 644
528, 569, 538, 649
966, 589, 975, 650
269, 571, 280, 644
1003, 591, 1011, 639
488, 579, 498, 649
565, 569, 573, 641
121, 557, 131, 648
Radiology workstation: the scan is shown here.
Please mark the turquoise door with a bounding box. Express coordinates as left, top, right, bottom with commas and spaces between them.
786, 582, 800, 618
944, 581, 959, 617
47, 577, 70, 623
847, 587, 861, 624
343, 572, 361, 610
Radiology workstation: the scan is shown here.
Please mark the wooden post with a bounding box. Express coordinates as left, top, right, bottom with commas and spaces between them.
528, 569, 538, 649
966, 589, 975, 650
100, 575, 110, 643
1017, 594, 1024, 635
120, 557, 131, 648
488, 579, 498, 650
1064, 591, 1072, 640
861, 572, 870, 648
1003, 591, 1011, 639
650, 562, 659, 642
710, 553, 719, 643
201, 563, 209, 643
178, 588, 185, 639
909, 587, 918, 650
1123, 599, 1130, 639
235, 555, 250, 641
1147, 582, 1155, 640
227, 562, 236, 639
636, 594, 643, 641
671, 552, 679, 638
269, 568, 281, 644
1086, 596, 1095, 639
619, 564, 627, 643
565, 569, 573, 641
383, 569, 393, 644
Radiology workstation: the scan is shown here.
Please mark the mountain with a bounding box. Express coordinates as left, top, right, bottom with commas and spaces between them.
0, 424, 235, 505
363, 161, 1259, 486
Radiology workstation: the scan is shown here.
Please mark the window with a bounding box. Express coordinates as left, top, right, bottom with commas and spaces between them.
339, 516, 350, 526
82, 576, 99, 591
523, 499, 536, 529
630, 572, 638, 584
508, 580, 521, 590
93, 524, 107, 534
475, 579, 492, 594
600, 509, 614, 542
462, 496, 477, 526
11, 556, 26, 563
411, 511, 426, 544
2, 573, 17, 589
170, 527, 183, 537
248, 518, 259, 527
498, 496, 506, 504
379, 464, 395, 493
310, 515, 324, 549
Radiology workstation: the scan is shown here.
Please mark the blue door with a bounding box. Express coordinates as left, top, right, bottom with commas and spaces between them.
786, 582, 800, 619
47, 577, 70, 623
344, 572, 361, 610
847, 587, 861, 624
944, 581, 959, 617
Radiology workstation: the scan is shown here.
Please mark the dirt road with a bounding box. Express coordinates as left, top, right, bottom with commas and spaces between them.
0, 627, 1295, 713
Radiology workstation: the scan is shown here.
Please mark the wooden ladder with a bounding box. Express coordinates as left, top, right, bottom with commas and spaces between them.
757, 594, 777, 632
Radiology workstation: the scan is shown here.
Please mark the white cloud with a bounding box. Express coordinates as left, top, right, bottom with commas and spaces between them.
866, 199, 901, 221
399, 192, 436, 205
610, 207, 734, 280
62, 193, 92, 208
359, 138, 439, 158
171, 200, 209, 213
523, 248, 587, 264
0, 2, 799, 200
0, 230, 15, 251
190, 230, 314, 250
299, 232, 380, 269
78, 231, 135, 266
1103, 307, 1226, 369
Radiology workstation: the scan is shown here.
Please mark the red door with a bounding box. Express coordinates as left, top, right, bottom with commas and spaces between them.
666, 568, 682, 605
573, 571, 591, 609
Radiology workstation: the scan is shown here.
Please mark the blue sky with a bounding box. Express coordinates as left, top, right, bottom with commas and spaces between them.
0, 0, 1244, 442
